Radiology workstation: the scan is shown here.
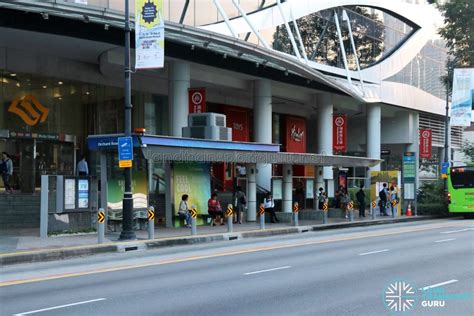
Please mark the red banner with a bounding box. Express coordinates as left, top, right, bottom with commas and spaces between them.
285, 116, 306, 153
333, 114, 347, 153
419, 129, 432, 159
188, 88, 206, 113
223, 105, 250, 142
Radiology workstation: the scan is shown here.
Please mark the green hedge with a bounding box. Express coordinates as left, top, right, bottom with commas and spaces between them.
417, 203, 449, 216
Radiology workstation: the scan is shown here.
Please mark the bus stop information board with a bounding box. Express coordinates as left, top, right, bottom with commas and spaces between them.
403, 152, 416, 199
118, 136, 133, 168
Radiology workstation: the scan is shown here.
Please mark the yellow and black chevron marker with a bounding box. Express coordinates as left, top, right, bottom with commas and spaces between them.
323, 202, 328, 212
392, 200, 398, 207
293, 202, 299, 213
371, 201, 377, 209
147, 209, 155, 221
348, 201, 354, 210
97, 211, 105, 224
226, 205, 233, 217
258, 204, 265, 216
190, 208, 198, 219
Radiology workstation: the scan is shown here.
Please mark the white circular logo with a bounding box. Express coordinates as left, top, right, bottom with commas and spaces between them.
191, 92, 203, 105
422, 130, 430, 138
384, 281, 417, 313
334, 116, 345, 127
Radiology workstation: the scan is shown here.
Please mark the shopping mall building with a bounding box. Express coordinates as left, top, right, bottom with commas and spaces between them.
0, 0, 465, 227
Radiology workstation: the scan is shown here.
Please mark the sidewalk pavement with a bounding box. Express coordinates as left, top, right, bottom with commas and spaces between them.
0, 215, 434, 266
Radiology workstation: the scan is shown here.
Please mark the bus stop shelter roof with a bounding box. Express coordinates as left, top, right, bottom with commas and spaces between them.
87, 134, 381, 168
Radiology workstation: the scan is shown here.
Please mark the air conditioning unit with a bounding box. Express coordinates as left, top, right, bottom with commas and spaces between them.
188, 113, 226, 127
182, 126, 232, 141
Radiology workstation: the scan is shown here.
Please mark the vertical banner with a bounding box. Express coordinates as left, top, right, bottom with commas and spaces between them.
333, 114, 347, 153
285, 116, 306, 153
188, 88, 206, 114
135, 0, 165, 69
450, 68, 474, 126
223, 105, 249, 142
419, 129, 432, 159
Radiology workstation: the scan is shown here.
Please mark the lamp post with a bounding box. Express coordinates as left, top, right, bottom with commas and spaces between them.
119, 0, 136, 240
443, 60, 452, 192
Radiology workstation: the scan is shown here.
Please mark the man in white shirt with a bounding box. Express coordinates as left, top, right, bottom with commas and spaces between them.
77, 156, 89, 176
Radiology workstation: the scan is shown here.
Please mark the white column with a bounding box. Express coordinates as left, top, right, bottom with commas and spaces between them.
406, 112, 420, 189
282, 164, 292, 213
316, 94, 334, 195
253, 80, 272, 191
246, 163, 257, 222
367, 103, 381, 173
168, 61, 190, 137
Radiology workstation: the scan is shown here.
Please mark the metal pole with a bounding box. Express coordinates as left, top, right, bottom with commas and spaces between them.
227, 204, 233, 233
444, 64, 450, 192
293, 202, 299, 226
349, 202, 354, 222
40, 175, 49, 238
259, 204, 265, 230
371, 200, 376, 220
147, 206, 155, 240
323, 202, 328, 224
98, 208, 105, 244
120, 0, 135, 240
191, 217, 197, 236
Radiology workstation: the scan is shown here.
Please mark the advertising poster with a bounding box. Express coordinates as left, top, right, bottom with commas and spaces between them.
419, 129, 432, 159
285, 116, 306, 153
64, 179, 76, 210
370, 171, 402, 215
173, 163, 211, 226
223, 105, 250, 142
333, 114, 347, 153
135, 0, 165, 69
450, 68, 474, 126
188, 88, 206, 113
272, 179, 282, 200
78, 179, 89, 208
107, 170, 148, 211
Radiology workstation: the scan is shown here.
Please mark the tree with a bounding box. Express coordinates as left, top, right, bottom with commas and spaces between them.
461, 141, 474, 161
272, 6, 384, 69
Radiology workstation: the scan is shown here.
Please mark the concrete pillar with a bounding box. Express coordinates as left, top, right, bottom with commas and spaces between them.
253, 80, 272, 192
282, 164, 292, 213
406, 112, 420, 189
316, 94, 334, 195
246, 163, 257, 222
367, 103, 382, 176
168, 61, 190, 137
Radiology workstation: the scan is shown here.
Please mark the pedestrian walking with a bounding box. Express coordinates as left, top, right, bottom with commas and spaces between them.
208, 193, 224, 226
356, 184, 366, 218
1, 152, 13, 194
77, 156, 89, 176
264, 192, 279, 223
233, 186, 246, 224
178, 194, 192, 227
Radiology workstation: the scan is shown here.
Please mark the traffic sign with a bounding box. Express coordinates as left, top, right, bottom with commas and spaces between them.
259, 204, 265, 215
147, 208, 155, 221
190, 208, 198, 219
371, 201, 377, 209
391, 200, 398, 207
323, 202, 328, 212
348, 201, 354, 210
97, 210, 105, 223
226, 205, 233, 217
293, 202, 299, 213
118, 136, 133, 168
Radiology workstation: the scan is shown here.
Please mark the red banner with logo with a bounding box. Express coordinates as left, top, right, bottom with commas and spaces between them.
223, 105, 250, 142
285, 116, 306, 153
419, 129, 432, 159
333, 114, 347, 153
188, 88, 206, 113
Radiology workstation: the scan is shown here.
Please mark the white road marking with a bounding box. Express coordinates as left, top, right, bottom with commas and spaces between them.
358, 249, 389, 256
420, 279, 458, 291
13, 298, 106, 315
434, 238, 456, 243
440, 228, 474, 234
244, 266, 291, 275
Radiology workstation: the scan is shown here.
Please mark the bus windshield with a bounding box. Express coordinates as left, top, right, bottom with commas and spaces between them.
451, 167, 474, 189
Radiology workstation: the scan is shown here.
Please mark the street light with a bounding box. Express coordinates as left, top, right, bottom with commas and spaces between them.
119, 0, 136, 240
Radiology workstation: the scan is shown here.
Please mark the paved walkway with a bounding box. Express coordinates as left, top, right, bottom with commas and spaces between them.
0, 215, 411, 254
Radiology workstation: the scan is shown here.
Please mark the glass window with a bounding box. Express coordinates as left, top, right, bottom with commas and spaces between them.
451, 167, 474, 189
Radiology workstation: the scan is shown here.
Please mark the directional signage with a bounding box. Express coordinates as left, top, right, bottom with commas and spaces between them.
190, 208, 198, 219
323, 203, 328, 212
147, 209, 155, 221
371, 201, 377, 209
226, 205, 233, 217
118, 136, 133, 168
97, 211, 105, 224
348, 201, 354, 210
293, 202, 299, 213
441, 162, 449, 179
259, 204, 265, 215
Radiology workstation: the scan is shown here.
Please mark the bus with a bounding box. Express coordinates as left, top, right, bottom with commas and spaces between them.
447, 166, 474, 217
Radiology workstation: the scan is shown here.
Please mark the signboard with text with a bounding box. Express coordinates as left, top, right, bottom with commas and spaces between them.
135, 0, 164, 69
188, 88, 206, 113
333, 114, 347, 153
402, 152, 416, 200
450, 68, 474, 126
118, 136, 133, 168
419, 129, 432, 159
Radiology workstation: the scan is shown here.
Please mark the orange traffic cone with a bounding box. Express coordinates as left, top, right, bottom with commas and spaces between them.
406, 203, 413, 217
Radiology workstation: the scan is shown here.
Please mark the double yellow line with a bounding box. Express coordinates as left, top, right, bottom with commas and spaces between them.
0, 222, 466, 287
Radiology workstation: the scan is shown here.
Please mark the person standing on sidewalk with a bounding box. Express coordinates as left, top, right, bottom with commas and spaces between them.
1, 152, 13, 194
378, 183, 388, 216
318, 187, 325, 210
264, 192, 279, 223
356, 185, 366, 218
389, 186, 398, 216
233, 186, 246, 224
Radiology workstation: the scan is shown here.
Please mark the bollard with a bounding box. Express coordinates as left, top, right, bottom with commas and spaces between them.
323, 202, 328, 224
259, 204, 265, 230
97, 208, 105, 244
293, 202, 299, 227
371, 200, 377, 220
226, 204, 233, 233
147, 206, 155, 240
190, 207, 198, 236
348, 201, 354, 222
392, 200, 397, 218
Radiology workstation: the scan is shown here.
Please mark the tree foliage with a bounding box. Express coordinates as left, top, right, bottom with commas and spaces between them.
272, 6, 384, 69
461, 141, 474, 161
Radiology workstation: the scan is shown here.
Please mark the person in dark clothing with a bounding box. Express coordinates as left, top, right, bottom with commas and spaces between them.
1, 152, 13, 193
264, 192, 278, 223
356, 185, 366, 218
378, 183, 388, 216
318, 187, 325, 210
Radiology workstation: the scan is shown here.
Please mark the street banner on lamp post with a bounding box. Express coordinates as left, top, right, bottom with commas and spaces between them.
450, 68, 474, 127
188, 88, 206, 113
333, 114, 347, 153
419, 129, 432, 159
135, 0, 164, 69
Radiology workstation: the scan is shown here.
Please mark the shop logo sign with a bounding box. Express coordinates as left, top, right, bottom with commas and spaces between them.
290, 125, 304, 142
8, 95, 49, 126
